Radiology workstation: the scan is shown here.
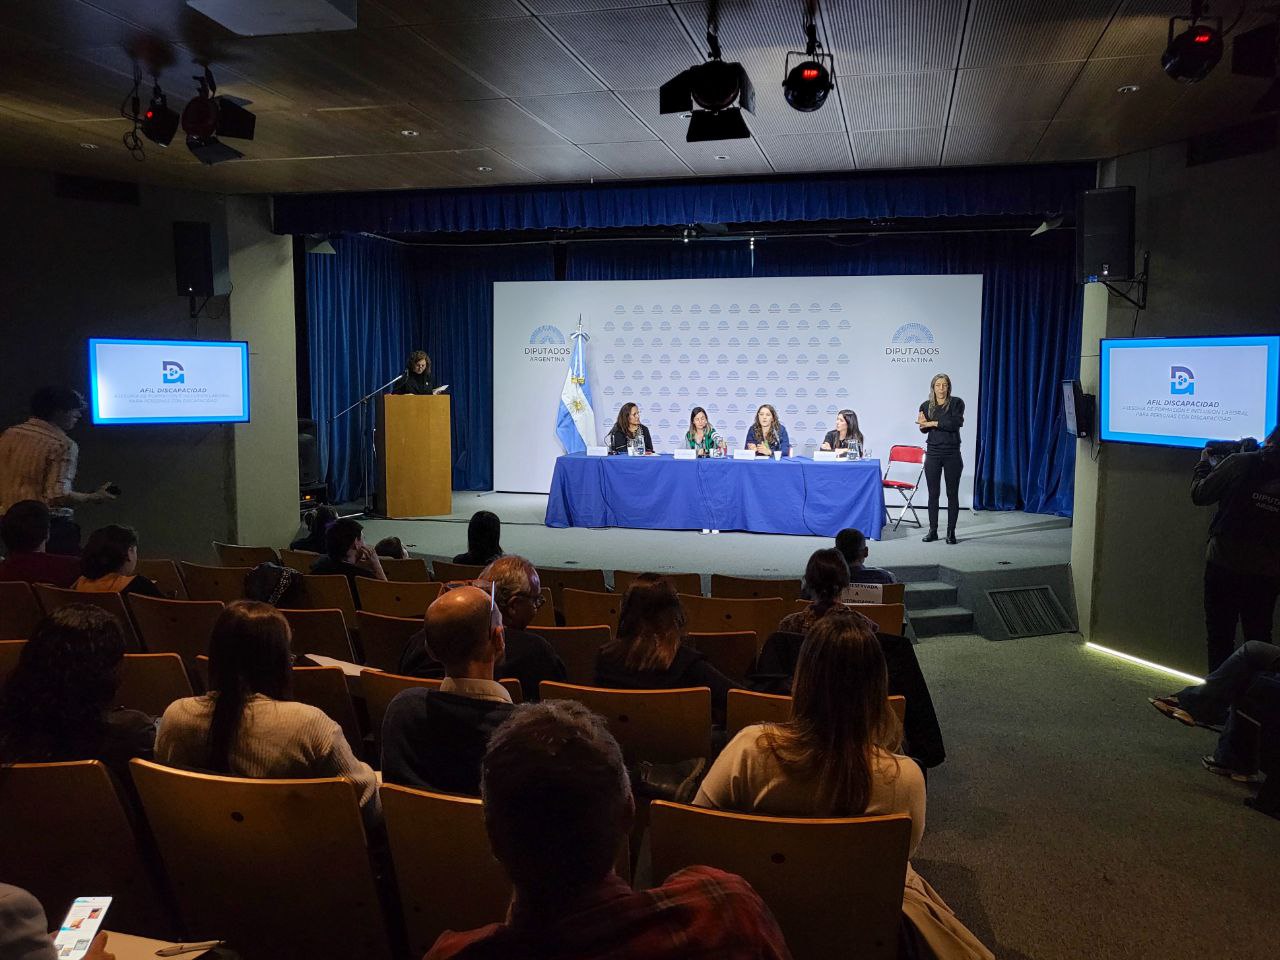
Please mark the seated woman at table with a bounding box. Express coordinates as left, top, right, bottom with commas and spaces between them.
605, 401, 653, 455
684, 406, 721, 456
820, 409, 865, 457
745, 404, 791, 457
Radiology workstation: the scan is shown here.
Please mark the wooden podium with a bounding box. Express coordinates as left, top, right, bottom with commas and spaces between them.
376, 395, 452, 518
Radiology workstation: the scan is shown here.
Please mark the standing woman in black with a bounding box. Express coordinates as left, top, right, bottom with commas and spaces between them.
917, 373, 965, 544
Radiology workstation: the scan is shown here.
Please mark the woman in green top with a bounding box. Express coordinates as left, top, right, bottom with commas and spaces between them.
685, 406, 720, 456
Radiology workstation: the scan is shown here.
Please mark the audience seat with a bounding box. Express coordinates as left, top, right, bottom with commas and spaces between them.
178, 562, 250, 603
614, 570, 703, 596
362, 670, 524, 753
127, 595, 223, 675
790, 599, 907, 636
356, 611, 422, 673
130, 759, 393, 960
530, 586, 556, 627
679, 594, 787, 647
540, 681, 711, 763
356, 578, 442, 619
301, 574, 359, 626
843, 581, 907, 605
430, 560, 485, 583
561, 587, 622, 632
532, 624, 609, 685
710, 574, 804, 604
0, 760, 172, 937
650, 801, 911, 960
0, 581, 42, 639
279, 548, 320, 574
726, 690, 906, 739
377, 556, 430, 582
31, 583, 141, 652
137, 559, 189, 600
281, 608, 356, 662
0, 639, 27, 687
291, 664, 364, 753
537, 567, 609, 609
687, 630, 758, 683
213, 542, 279, 567
116, 653, 195, 717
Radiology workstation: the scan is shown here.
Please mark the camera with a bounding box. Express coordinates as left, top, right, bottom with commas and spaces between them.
1205, 437, 1259, 464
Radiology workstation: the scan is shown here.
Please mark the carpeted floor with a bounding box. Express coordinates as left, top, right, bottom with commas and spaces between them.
912, 633, 1276, 960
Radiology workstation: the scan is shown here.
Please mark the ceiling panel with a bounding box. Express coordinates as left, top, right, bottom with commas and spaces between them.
840, 71, 950, 131
0, 0, 137, 53
950, 61, 1083, 125
850, 127, 944, 168
412, 98, 569, 147
1033, 118, 1144, 160
523, 0, 668, 12
580, 140, 693, 178
0, 49, 139, 122
496, 143, 615, 180
371, 0, 530, 23
232, 104, 476, 160
756, 132, 853, 173
1091, 0, 1197, 60
542, 6, 700, 91
1053, 55, 1180, 123
665, 136, 775, 176
825, 0, 967, 76
515, 91, 656, 143
418, 17, 604, 98
960, 0, 1120, 68
943, 121, 1049, 165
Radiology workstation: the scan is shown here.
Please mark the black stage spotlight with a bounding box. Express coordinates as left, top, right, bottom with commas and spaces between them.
141, 85, 180, 146
783, 4, 834, 112
1162, 4, 1223, 83
659, 6, 754, 142
181, 66, 256, 165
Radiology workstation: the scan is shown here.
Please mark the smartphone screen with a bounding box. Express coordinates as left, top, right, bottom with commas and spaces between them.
52, 897, 111, 960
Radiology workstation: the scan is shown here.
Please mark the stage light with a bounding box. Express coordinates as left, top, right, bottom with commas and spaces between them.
1162, 5, 1223, 83
181, 66, 256, 165
141, 85, 179, 147
659, 9, 754, 142
782, 9, 835, 113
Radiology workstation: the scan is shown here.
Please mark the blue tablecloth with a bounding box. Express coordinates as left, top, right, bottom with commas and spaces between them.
545, 453, 885, 539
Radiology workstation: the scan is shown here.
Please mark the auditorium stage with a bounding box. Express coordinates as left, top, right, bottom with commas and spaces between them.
355, 493, 1077, 641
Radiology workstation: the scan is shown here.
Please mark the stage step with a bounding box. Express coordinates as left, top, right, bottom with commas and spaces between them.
909, 605, 975, 637
904, 580, 957, 610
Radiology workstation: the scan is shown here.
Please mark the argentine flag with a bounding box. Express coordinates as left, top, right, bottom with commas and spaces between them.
555, 321, 595, 454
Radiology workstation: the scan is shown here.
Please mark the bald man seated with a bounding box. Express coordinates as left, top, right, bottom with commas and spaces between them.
381, 584, 515, 795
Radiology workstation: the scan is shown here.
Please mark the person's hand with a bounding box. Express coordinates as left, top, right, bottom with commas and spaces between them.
916, 411, 927, 427
1200, 446, 1213, 462
94, 481, 118, 503
84, 932, 114, 960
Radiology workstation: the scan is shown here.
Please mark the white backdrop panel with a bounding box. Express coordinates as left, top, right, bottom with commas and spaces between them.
493, 275, 982, 504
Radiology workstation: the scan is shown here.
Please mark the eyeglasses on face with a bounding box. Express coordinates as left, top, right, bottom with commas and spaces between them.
513, 591, 546, 608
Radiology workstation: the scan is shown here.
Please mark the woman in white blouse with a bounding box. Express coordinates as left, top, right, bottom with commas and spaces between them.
694, 608, 992, 960
155, 600, 380, 830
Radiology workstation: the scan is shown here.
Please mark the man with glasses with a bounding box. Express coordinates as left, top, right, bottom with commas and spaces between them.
479, 555, 567, 701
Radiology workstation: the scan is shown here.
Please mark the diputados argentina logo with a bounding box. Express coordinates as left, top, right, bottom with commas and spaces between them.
885, 323, 941, 364
525, 325, 571, 363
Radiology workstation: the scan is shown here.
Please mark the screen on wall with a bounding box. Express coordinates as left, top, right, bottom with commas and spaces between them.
1099, 335, 1279, 448
89, 338, 250, 425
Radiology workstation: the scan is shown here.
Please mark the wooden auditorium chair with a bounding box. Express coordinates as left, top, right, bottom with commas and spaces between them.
212, 541, 279, 567
356, 578, 442, 619
614, 570, 703, 596
539, 681, 711, 764
178, 562, 250, 603
710, 574, 804, 604
31, 583, 141, 651
0, 580, 42, 639
560, 587, 622, 632
115, 652, 195, 717
127, 594, 224, 674
356, 610, 422, 672
532, 624, 610, 685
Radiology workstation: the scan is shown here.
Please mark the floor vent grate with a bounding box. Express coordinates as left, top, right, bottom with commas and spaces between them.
987, 586, 1073, 638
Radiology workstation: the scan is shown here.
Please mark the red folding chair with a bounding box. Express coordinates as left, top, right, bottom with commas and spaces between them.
882, 445, 925, 530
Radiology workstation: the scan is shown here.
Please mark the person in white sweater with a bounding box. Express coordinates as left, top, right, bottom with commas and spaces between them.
155, 600, 380, 830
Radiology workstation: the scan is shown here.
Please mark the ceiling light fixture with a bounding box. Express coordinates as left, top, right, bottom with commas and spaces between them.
79, 143, 98, 150
182, 65, 256, 165
659, 0, 754, 142
714, 155, 729, 160
399, 129, 419, 137
476, 165, 492, 172
1162, 2, 1223, 83
141, 82, 180, 147
1116, 83, 1141, 94
782, 1, 835, 113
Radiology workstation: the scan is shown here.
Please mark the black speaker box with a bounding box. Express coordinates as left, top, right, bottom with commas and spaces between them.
173, 220, 230, 297
298, 419, 322, 487
1062, 380, 1095, 438
1075, 186, 1135, 283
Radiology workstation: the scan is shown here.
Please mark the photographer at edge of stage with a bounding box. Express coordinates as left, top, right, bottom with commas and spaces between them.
1191, 426, 1280, 672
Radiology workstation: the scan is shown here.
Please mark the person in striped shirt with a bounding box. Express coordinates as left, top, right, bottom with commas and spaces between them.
0, 386, 115, 554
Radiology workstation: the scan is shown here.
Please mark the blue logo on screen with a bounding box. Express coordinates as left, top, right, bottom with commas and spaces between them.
891, 323, 934, 344
1171, 365, 1195, 395
529, 325, 565, 345
161, 361, 185, 384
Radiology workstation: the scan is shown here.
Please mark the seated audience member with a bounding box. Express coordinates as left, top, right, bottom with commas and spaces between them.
382, 584, 515, 794
244, 561, 305, 608
155, 601, 380, 828
452, 510, 503, 566
310, 517, 387, 595
72, 525, 163, 598
0, 605, 156, 783
1151, 640, 1280, 782
779, 548, 861, 635
695, 610, 992, 960
0, 884, 112, 960
481, 556, 566, 699
835, 527, 897, 587
290, 505, 337, 553
594, 575, 737, 722
426, 700, 791, 960
0, 500, 80, 587
375, 535, 409, 560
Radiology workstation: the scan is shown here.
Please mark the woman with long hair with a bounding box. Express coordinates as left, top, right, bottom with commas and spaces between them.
695, 608, 993, 960
453, 510, 504, 566
684, 406, 720, 457
394, 349, 434, 395
73, 524, 163, 598
821, 409, 865, 457
155, 601, 380, 827
594, 575, 737, 720
778, 548, 853, 635
916, 373, 966, 544
745, 404, 791, 457
0, 605, 155, 780
606, 402, 653, 455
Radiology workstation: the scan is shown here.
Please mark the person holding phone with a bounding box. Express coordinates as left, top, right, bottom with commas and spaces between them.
309, 517, 387, 599
1, 886, 113, 960
605, 402, 653, 455
917, 373, 965, 545
745, 404, 791, 457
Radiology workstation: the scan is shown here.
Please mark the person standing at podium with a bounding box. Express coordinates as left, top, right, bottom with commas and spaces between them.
394, 350, 434, 395
605, 402, 653, 455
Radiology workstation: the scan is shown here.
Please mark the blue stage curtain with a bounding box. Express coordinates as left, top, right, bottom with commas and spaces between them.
306, 236, 553, 500
276, 164, 1093, 236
